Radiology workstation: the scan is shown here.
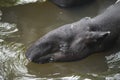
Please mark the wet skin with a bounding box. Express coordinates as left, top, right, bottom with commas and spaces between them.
26, 2, 120, 64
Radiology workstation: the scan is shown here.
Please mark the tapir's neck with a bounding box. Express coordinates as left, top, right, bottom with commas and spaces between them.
88, 3, 120, 51
91, 2, 120, 32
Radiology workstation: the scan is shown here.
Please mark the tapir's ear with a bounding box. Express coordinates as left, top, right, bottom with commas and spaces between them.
85, 31, 110, 44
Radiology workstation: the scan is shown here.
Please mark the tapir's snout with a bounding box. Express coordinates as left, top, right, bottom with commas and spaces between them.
25, 39, 55, 63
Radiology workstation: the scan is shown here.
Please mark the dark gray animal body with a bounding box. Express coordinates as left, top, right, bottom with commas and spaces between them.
50, 0, 95, 8
26, 2, 120, 64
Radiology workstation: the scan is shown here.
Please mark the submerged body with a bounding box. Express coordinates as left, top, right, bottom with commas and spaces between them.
50, 0, 95, 8
26, 2, 120, 64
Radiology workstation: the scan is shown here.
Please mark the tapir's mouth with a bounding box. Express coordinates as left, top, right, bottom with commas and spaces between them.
37, 53, 56, 64
27, 54, 52, 64
28, 51, 62, 64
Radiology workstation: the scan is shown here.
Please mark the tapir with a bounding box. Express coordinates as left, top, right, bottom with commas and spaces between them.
26, 2, 120, 64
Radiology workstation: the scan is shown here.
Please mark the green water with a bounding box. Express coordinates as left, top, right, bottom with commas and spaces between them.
0, 0, 120, 80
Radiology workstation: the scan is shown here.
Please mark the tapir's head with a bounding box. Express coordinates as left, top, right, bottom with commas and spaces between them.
26, 18, 110, 64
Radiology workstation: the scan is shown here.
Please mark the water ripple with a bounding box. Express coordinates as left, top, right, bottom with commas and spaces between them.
0, 22, 18, 40
0, 42, 28, 80
105, 52, 120, 69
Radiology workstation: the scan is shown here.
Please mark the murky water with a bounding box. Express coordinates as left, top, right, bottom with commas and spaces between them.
0, 0, 120, 80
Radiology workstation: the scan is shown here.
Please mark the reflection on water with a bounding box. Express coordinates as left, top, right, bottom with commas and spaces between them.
0, 42, 27, 80
16, 0, 46, 5
0, 20, 29, 80
105, 52, 120, 80
0, 0, 46, 7
0, 0, 120, 80
106, 52, 120, 69
0, 22, 17, 38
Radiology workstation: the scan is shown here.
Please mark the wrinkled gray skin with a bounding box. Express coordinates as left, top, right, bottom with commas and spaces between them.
26, 2, 120, 64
